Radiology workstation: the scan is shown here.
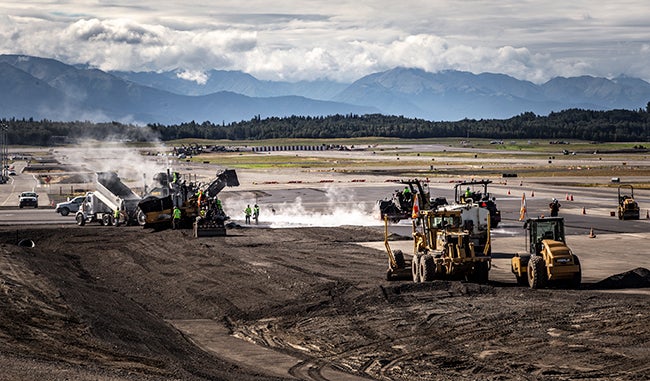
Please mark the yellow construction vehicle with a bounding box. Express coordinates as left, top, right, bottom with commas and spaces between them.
617, 184, 640, 220
511, 217, 581, 289
385, 209, 491, 283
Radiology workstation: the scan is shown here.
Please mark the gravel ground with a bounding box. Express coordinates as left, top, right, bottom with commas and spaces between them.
1, 224, 649, 380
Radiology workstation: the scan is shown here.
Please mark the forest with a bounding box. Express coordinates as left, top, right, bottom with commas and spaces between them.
2, 107, 650, 146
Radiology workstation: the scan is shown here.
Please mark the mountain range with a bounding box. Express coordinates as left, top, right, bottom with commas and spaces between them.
1, 54, 649, 125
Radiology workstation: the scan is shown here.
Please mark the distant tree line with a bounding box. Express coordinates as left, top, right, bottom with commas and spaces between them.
3, 106, 650, 146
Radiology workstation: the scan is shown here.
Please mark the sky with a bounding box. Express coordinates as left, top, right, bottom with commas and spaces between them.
1, 1, 649, 84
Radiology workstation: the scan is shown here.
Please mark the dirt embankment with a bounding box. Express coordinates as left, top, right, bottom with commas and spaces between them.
1, 226, 649, 380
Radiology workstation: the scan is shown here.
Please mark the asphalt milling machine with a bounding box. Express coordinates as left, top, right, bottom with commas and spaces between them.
453, 179, 501, 228
378, 179, 447, 222
384, 208, 492, 283
137, 169, 239, 235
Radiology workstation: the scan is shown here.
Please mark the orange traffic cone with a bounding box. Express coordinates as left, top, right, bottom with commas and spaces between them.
507, 189, 511, 195
565, 193, 569, 200
50, 200, 54, 207
570, 194, 574, 201
589, 228, 596, 238
582, 207, 586, 215
646, 210, 649, 219
531, 190, 535, 197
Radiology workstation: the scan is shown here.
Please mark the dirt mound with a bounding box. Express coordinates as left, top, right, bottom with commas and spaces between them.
1, 225, 649, 380
591, 267, 650, 289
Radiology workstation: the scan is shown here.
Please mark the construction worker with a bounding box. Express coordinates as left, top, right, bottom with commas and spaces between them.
465, 187, 473, 199
549, 198, 561, 217
245, 204, 252, 224
113, 207, 120, 227
253, 204, 260, 224
172, 206, 182, 229
196, 189, 204, 209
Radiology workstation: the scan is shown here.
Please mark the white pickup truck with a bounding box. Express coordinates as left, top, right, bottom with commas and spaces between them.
19, 191, 39, 208
55, 195, 86, 216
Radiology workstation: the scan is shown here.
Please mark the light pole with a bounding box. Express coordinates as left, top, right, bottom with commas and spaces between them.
0, 124, 7, 182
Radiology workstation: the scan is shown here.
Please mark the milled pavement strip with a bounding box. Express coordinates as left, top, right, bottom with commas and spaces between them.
170, 319, 370, 381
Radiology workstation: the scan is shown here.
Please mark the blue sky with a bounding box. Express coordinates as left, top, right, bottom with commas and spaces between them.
1, 1, 649, 83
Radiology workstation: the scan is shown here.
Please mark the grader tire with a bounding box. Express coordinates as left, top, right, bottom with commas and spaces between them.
411, 254, 422, 283
75, 213, 85, 226
474, 261, 489, 284
420, 254, 435, 282
527, 256, 547, 289
392, 250, 406, 269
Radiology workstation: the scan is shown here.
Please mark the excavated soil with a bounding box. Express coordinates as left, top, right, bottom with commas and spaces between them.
1, 225, 649, 380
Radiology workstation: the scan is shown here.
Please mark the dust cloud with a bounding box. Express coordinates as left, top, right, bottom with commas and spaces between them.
224, 186, 383, 228
55, 140, 169, 186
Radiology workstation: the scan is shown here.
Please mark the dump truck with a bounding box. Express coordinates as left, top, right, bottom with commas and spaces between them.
378, 179, 447, 222
384, 209, 491, 283
510, 217, 581, 289
617, 184, 640, 220
453, 179, 501, 228
75, 172, 142, 226
137, 169, 239, 234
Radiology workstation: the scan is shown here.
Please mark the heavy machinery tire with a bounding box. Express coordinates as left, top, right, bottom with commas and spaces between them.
59, 207, 70, 216
137, 208, 147, 226
411, 254, 422, 283
75, 213, 85, 226
474, 261, 489, 284
392, 250, 406, 269
527, 256, 547, 289
570, 256, 582, 289
420, 254, 435, 282
102, 214, 111, 226
515, 273, 528, 286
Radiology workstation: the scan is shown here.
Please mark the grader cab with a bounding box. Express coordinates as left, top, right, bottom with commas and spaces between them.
384, 209, 491, 283
511, 217, 581, 289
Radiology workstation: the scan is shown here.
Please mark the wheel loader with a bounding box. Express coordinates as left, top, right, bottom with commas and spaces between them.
617, 184, 640, 220
511, 217, 581, 289
384, 209, 491, 283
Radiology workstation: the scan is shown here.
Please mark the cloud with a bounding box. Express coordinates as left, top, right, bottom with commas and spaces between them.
1, 1, 650, 83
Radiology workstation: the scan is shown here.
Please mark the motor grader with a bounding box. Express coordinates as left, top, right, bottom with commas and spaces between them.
617, 184, 640, 220
511, 217, 581, 289
384, 209, 491, 283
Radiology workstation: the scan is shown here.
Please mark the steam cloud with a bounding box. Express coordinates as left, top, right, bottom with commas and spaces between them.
55, 139, 170, 187
223, 185, 383, 228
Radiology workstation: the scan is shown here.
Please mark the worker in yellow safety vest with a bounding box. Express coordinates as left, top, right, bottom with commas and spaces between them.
245, 205, 252, 224
172, 206, 182, 229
